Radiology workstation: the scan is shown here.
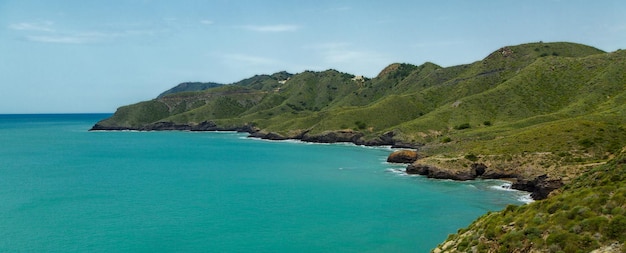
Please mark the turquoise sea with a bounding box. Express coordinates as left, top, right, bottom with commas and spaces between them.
0, 114, 528, 252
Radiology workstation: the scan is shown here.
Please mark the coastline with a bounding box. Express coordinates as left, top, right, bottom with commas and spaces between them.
90, 121, 552, 200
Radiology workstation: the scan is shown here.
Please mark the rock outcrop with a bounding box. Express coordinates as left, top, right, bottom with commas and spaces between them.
387, 150, 419, 163
511, 174, 564, 200
406, 161, 562, 200
90, 121, 258, 133
90, 124, 134, 131
300, 130, 364, 143
406, 163, 476, 181
249, 131, 289, 140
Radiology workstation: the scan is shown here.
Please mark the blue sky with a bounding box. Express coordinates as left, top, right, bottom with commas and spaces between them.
1, 0, 625, 113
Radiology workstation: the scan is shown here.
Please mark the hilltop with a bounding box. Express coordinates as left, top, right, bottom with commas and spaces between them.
157, 82, 224, 98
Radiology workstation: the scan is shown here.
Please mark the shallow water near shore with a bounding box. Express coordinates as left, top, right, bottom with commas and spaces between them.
0, 114, 527, 252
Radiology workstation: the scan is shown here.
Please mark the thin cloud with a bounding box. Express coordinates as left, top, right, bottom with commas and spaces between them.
26, 35, 88, 44
200, 20, 214, 25
8, 21, 55, 32
10, 20, 166, 44
241, 24, 299, 32
24, 31, 117, 44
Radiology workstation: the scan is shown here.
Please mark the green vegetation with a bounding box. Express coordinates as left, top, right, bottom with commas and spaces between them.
96, 42, 625, 162
454, 123, 471, 130
434, 149, 626, 252
464, 154, 478, 162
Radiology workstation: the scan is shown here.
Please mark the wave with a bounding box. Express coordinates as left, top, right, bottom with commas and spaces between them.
242, 136, 332, 145
488, 181, 535, 204
384, 168, 420, 177
517, 194, 535, 204
242, 136, 402, 152
489, 182, 515, 192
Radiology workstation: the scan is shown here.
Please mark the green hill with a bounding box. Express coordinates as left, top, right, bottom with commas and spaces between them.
93, 41, 624, 163
92, 41, 626, 252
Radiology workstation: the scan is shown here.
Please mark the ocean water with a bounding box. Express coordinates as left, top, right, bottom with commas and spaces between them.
0, 114, 528, 252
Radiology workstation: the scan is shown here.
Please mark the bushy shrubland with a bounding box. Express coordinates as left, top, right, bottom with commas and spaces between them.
434, 151, 626, 252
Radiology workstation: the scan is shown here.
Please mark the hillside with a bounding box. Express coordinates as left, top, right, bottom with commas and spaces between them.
93, 41, 624, 166
433, 148, 626, 253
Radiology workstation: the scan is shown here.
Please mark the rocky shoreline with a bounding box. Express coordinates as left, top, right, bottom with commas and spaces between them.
91, 121, 562, 200
386, 150, 563, 200
405, 161, 562, 200
90, 120, 420, 148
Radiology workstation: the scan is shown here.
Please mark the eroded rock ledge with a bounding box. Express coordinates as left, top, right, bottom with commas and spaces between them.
403, 162, 562, 200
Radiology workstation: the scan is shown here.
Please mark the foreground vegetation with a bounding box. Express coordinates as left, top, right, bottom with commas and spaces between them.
434, 149, 626, 253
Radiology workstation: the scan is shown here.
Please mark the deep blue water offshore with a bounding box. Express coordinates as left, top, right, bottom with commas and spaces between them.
0, 114, 528, 252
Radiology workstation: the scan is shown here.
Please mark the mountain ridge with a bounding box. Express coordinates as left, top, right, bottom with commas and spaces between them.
92, 41, 624, 168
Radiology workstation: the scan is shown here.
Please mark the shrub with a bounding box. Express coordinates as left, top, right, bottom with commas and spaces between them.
547, 202, 563, 214
464, 153, 478, 162
354, 121, 367, 130
500, 231, 524, 249
546, 231, 574, 250
579, 235, 598, 249
578, 138, 595, 148
442, 137, 452, 143
580, 216, 608, 233
454, 123, 471, 130
567, 206, 593, 220
483, 120, 492, 126
523, 227, 542, 239
607, 215, 626, 240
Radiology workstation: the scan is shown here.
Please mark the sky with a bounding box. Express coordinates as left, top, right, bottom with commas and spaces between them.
1, 0, 625, 113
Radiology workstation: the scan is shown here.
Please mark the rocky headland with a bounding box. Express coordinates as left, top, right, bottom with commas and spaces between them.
386, 149, 565, 200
